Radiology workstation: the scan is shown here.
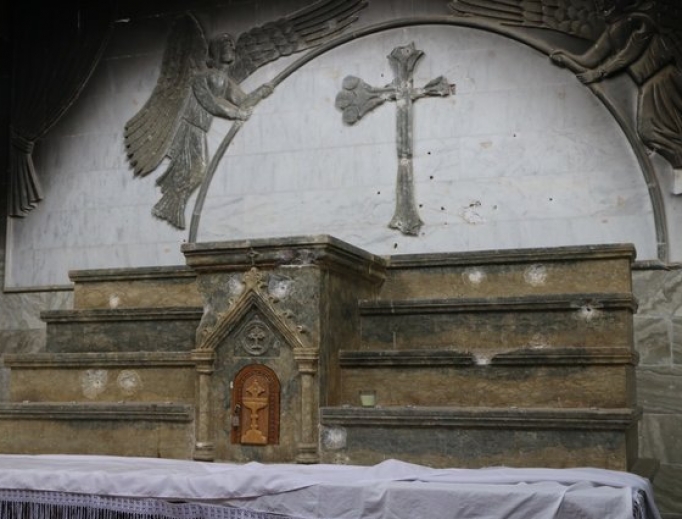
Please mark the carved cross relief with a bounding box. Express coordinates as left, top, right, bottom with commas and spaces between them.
336, 42, 455, 235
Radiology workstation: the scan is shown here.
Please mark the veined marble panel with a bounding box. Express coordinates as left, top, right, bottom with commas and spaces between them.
634, 317, 672, 366
652, 463, 682, 515
637, 367, 682, 414
671, 317, 682, 365
640, 413, 682, 464
633, 269, 682, 317
0, 291, 73, 331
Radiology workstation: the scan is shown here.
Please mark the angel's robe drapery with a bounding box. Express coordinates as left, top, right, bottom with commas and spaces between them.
8, 1, 113, 217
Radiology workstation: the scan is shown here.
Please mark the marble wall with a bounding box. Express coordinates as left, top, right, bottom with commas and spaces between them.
633, 267, 682, 515
0, 232, 72, 400
2, 0, 667, 289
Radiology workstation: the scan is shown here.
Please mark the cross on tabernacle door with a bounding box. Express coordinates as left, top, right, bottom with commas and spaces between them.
336, 42, 455, 235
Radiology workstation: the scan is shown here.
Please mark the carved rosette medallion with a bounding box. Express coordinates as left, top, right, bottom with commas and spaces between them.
235, 314, 280, 357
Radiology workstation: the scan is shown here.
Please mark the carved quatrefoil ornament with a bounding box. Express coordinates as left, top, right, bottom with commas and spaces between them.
237, 315, 279, 356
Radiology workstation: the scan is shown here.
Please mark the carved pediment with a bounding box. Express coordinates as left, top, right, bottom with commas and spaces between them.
197, 269, 307, 353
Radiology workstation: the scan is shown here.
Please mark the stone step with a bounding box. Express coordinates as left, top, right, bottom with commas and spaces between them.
69, 266, 201, 310
381, 243, 635, 300
359, 293, 636, 350
42, 307, 203, 353
319, 406, 639, 470
4, 352, 195, 403
336, 347, 636, 409
0, 402, 194, 458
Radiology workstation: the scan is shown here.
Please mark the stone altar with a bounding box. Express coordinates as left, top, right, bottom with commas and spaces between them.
0, 236, 640, 470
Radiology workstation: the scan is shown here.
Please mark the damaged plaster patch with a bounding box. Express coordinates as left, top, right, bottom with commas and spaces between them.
81, 369, 108, 399
321, 426, 347, 450
460, 201, 486, 224
108, 294, 120, 309
524, 264, 548, 286
528, 333, 550, 349
228, 275, 245, 298
473, 354, 490, 366
463, 268, 486, 285
268, 274, 293, 301
117, 370, 142, 396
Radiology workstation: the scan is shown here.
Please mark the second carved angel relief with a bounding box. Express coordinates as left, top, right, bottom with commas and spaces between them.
449, 0, 682, 190
124, 0, 368, 230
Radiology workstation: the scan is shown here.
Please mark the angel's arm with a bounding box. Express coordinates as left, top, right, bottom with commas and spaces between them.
192, 74, 251, 120
578, 17, 656, 84
551, 30, 614, 71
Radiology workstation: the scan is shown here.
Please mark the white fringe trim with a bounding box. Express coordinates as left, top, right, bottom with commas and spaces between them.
0, 489, 301, 519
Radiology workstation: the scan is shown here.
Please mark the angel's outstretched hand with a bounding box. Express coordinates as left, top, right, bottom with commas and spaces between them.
549, 50, 569, 67
577, 69, 604, 84
236, 107, 252, 121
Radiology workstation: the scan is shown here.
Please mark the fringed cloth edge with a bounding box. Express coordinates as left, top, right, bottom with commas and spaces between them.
0, 489, 303, 519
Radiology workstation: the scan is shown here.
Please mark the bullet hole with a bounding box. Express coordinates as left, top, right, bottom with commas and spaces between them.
549, 197, 554, 202
393, 243, 398, 249
513, 133, 517, 137
377, 191, 381, 195
493, 205, 498, 210
427, 151, 431, 155
429, 175, 434, 180
441, 206, 446, 211
419, 204, 423, 208
578, 304, 600, 321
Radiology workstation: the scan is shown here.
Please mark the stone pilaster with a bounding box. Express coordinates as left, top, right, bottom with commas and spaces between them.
192, 349, 216, 461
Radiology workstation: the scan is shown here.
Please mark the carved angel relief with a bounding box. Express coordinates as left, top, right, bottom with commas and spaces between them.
124, 1, 368, 229
449, 0, 682, 192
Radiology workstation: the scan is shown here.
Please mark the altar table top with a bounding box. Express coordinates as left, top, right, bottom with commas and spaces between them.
0, 455, 662, 519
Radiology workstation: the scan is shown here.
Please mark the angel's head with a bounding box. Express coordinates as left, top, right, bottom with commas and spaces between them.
208, 34, 236, 68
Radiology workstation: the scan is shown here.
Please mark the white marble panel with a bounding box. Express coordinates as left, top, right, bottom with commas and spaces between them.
200, 25, 656, 261
5, 21, 663, 288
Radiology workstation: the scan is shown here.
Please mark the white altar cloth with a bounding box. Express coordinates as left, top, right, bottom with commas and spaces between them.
0, 455, 662, 519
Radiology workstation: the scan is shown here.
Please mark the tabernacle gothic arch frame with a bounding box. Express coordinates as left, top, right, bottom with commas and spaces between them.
191, 268, 318, 463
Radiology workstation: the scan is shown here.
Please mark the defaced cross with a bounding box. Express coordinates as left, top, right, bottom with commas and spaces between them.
336, 42, 455, 235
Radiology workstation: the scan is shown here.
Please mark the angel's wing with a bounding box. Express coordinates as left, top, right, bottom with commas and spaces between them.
124, 14, 208, 177
229, 0, 368, 84
448, 0, 605, 41
655, 0, 682, 63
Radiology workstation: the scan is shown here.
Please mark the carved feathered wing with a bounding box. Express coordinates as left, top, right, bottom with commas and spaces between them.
124, 14, 208, 177
448, 0, 605, 41
229, 0, 368, 84
655, 0, 682, 63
